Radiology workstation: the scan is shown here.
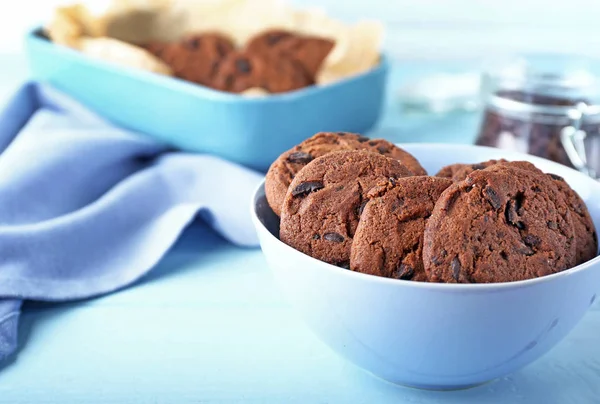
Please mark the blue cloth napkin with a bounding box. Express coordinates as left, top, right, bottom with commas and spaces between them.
0, 83, 263, 362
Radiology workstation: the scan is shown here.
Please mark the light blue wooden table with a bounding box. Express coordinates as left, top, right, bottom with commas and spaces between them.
0, 55, 599, 404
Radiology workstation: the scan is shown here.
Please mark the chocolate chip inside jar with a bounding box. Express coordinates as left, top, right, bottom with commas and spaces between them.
475, 90, 600, 170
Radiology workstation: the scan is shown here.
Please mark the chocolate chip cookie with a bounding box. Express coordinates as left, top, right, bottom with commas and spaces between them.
436, 159, 508, 181
271, 35, 334, 79
351, 176, 452, 281
245, 30, 297, 55
440, 160, 597, 265
547, 173, 598, 265
280, 150, 413, 267
435, 163, 463, 179
354, 139, 427, 176
265, 132, 427, 216
424, 163, 577, 283
495, 162, 596, 265
212, 50, 310, 93
146, 33, 234, 85
246, 29, 334, 80
182, 33, 235, 55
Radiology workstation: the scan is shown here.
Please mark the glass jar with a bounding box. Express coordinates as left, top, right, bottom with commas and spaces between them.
475, 54, 600, 178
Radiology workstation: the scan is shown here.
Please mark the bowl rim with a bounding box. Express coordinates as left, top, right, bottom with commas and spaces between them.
26, 27, 390, 103
251, 143, 600, 292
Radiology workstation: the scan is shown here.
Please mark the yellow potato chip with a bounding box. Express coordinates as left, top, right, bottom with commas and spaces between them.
77, 37, 173, 75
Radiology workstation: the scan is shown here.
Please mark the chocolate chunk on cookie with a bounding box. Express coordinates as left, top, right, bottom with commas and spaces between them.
424, 163, 577, 283
280, 150, 413, 266
266, 132, 362, 216
146, 33, 234, 85
213, 50, 310, 93
351, 176, 452, 281
265, 132, 426, 216
475, 161, 597, 265
435, 163, 464, 179
246, 30, 297, 55
436, 159, 508, 181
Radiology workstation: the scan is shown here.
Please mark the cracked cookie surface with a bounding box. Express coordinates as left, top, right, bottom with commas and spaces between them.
246, 30, 334, 80
436, 159, 508, 181
424, 162, 577, 283
279, 150, 413, 266
548, 173, 598, 265
265, 132, 426, 216
350, 176, 452, 281
439, 159, 597, 266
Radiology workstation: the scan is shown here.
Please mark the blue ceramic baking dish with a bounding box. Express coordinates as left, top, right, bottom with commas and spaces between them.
25, 28, 389, 171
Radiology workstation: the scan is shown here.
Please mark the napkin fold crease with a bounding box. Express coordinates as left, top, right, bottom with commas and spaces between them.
0, 83, 263, 362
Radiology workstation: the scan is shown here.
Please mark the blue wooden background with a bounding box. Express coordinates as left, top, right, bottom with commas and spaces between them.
0, 1, 599, 403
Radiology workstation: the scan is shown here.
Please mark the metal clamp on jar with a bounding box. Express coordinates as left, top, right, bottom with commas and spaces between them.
475, 54, 600, 179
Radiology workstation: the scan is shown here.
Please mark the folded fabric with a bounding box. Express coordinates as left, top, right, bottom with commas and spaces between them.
0, 83, 264, 362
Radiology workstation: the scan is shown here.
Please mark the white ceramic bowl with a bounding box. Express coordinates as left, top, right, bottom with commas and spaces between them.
251, 144, 600, 390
